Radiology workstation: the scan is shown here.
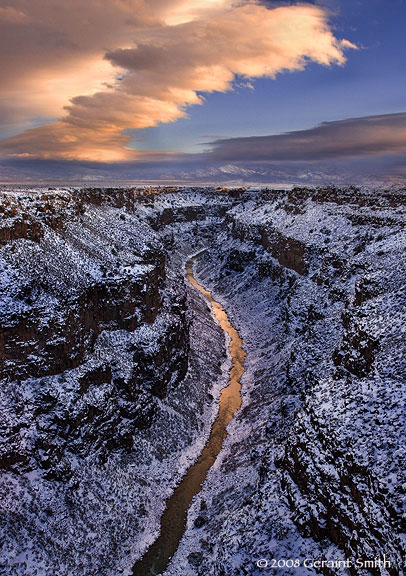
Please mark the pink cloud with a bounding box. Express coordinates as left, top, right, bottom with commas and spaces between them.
0, 1, 355, 161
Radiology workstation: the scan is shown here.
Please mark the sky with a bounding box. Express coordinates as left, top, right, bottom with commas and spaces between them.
0, 0, 405, 183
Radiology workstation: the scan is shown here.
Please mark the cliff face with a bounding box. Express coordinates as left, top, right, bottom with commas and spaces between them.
154, 187, 406, 576
1, 185, 406, 576
231, 218, 309, 275
0, 261, 163, 380
0, 190, 190, 482
273, 192, 406, 576
0, 215, 43, 244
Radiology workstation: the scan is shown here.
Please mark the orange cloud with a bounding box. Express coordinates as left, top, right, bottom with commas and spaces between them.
0, 1, 356, 162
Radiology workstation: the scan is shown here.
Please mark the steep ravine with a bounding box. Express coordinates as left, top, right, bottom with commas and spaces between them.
131, 253, 245, 575
1, 186, 405, 576
160, 188, 406, 576
0, 189, 230, 575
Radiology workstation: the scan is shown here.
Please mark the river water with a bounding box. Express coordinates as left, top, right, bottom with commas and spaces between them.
131, 253, 245, 576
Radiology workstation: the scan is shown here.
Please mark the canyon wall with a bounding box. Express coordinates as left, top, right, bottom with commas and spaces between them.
0, 190, 191, 481
159, 187, 406, 576
1, 185, 405, 576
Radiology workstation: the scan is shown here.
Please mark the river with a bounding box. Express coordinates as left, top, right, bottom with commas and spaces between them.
131, 252, 246, 576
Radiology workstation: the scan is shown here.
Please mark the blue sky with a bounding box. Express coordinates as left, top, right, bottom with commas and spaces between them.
135, 0, 406, 153
0, 0, 405, 181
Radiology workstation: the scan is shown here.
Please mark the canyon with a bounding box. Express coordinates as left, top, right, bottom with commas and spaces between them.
0, 185, 405, 576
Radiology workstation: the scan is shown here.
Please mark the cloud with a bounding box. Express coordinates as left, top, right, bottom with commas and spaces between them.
209, 113, 406, 161
0, 1, 355, 161
0, 5, 28, 23
2, 113, 406, 186
0, 0, 169, 134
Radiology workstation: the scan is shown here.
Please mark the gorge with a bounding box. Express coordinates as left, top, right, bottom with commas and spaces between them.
0, 185, 405, 576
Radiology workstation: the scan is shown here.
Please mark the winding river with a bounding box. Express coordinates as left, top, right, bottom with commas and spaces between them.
131, 252, 245, 576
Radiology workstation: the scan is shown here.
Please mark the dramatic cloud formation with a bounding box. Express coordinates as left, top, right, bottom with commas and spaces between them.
0, 1, 355, 161
209, 113, 406, 161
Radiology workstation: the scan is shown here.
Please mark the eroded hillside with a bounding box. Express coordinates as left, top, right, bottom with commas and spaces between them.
0, 185, 405, 576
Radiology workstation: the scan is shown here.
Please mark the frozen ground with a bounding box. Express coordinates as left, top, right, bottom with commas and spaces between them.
1, 186, 405, 575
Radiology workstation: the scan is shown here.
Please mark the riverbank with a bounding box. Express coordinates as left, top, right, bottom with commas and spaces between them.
131, 254, 245, 575
2, 185, 405, 576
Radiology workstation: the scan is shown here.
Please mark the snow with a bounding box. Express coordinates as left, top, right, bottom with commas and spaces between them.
1, 185, 406, 575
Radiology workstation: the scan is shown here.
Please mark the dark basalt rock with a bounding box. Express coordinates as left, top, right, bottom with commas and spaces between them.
333, 308, 380, 377
0, 189, 191, 482
0, 267, 162, 381
0, 216, 43, 244
226, 248, 255, 272
1, 185, 405, 575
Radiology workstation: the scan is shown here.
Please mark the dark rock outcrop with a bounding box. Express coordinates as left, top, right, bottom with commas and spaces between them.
0, 189, 191, 481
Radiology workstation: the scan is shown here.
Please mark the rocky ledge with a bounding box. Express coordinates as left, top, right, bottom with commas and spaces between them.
1, 185, 406, 576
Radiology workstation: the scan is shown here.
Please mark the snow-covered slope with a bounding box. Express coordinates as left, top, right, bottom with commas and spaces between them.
158, 186, 406, 576
1, 185, 405, 575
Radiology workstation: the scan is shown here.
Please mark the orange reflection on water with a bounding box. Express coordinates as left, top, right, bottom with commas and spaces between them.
131, 252, 245, 576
